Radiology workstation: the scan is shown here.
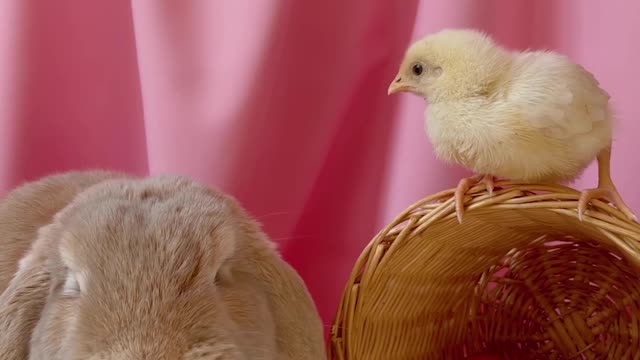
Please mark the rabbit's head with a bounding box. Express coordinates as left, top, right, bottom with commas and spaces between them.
4, 176, 281, 359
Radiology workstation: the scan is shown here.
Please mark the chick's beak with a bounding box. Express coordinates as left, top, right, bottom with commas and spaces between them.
387, 75, 412, 95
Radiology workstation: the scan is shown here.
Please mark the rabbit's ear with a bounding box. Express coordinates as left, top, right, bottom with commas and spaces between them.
246, 236, 326, 360
0, 239, 52, 360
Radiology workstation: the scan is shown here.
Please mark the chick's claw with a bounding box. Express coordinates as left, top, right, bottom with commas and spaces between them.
578, 186, 637, 222
454, 174, 496, 224
481, 175, 496, 196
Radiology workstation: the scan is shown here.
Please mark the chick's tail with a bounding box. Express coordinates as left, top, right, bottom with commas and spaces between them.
578, 145, 637, 222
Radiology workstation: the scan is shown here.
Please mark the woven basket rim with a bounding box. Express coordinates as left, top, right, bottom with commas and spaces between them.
328, 181, 640, 359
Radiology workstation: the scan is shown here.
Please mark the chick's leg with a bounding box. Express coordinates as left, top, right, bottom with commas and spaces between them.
454, 174, 495, 224
578, 146, 637, 222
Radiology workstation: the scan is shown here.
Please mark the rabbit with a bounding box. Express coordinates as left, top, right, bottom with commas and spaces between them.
0, 170, 326, 360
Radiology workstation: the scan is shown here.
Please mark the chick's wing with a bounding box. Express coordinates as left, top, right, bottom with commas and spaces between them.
506, 52, 610, 139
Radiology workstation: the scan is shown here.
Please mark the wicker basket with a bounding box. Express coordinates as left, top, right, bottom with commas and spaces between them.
328, 181, 640, 359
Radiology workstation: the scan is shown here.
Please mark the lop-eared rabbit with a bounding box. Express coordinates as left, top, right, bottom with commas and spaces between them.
0, 171, 325, 359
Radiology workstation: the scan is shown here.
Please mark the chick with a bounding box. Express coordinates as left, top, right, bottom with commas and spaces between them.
388, 29, 636, 223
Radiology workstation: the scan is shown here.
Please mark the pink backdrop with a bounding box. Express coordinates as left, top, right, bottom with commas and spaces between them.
1, 0, 639, 330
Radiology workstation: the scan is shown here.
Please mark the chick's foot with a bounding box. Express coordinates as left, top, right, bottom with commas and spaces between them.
578, 186, 637, 222
454, 174, 495, 224
578, 146, 638, 222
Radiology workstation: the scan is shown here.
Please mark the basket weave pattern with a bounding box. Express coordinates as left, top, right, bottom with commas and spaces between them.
329, 181, 640, 359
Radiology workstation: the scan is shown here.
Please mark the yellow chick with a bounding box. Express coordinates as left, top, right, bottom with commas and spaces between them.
388, 28, 636, 223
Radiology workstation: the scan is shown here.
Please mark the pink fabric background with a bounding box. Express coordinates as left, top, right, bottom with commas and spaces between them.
1, 0, 639, 331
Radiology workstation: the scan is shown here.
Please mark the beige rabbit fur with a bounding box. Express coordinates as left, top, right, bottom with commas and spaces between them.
0, 170, 326, 359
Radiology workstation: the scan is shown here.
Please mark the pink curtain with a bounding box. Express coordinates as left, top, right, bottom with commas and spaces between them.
1, 0, 639, 329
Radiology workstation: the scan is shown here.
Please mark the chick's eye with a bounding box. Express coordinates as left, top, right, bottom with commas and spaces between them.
412, 64, 423, 76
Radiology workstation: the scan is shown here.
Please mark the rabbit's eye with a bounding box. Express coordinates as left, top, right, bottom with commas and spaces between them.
215, 263, 233, 285
62, 272, 82, 296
